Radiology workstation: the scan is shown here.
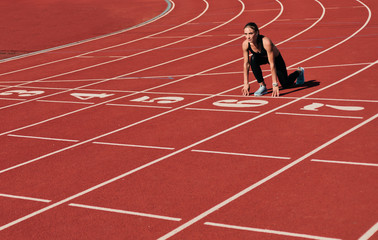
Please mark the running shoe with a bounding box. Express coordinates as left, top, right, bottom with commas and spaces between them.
254, 85, 267, 96
296, 67, 305, 85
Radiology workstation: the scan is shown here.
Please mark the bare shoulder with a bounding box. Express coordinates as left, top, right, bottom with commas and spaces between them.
262, 36, 273, 45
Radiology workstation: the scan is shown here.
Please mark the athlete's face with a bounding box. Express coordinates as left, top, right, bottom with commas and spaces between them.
244, 27, 258, 43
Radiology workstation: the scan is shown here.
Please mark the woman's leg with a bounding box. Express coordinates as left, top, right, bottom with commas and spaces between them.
275, 54, 300, 88
250, 54, 268, 84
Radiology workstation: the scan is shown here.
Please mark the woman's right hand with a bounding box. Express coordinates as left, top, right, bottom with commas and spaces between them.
242, 83, 250, 96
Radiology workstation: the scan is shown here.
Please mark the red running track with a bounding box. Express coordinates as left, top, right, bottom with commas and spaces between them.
0, 0, 377, 239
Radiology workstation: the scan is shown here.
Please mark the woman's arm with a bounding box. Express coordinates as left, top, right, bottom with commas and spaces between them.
242, 41, 250, 96
263, 37, 280, 97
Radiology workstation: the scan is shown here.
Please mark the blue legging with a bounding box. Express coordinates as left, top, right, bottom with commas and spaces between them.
250, 53, 299, 88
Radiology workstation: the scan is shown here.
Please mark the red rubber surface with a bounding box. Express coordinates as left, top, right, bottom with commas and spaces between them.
0, 0, 377, 239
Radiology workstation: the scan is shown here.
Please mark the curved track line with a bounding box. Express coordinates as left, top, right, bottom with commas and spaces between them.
0, 0, 208, 77
0, 0, 242, 110
0, 0, 174, 64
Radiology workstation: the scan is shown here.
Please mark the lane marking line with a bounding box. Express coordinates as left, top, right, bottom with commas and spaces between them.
185, 107, 260, 114
93, 141, 175, 150
0, 98, 24, 101
69, 203, 181, 222
244, 8, 281, 12
275, 112, 363, 119
148, 35, 213, 39
191, 149, 290, 160
106, 103, 172, 109
311, 159, 378, 167
0, 193, 51, 203
359, 222, 378, 240
0, 0, 174, 64
36, 100, 94, 105
204, 222, 341, 240
7, 134, 79, 143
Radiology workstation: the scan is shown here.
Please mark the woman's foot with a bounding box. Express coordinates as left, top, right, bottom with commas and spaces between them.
254, 85, 267, 96
296, 67, 305, 85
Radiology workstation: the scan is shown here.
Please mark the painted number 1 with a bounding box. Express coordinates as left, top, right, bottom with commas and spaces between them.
301, 103, 364, 111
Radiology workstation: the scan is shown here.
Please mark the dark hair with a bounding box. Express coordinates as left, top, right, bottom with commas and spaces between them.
244, 22, 259, 33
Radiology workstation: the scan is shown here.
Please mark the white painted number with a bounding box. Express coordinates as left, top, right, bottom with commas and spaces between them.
130, 96, 184, 104
213, 99, 268, 108
0, 90, 45, 97
301, 102, 364, 111
71, 93, 114, 100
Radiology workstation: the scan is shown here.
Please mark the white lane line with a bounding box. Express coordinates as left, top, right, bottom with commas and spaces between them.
185, 107, 260, 114
0, 193, 51, 203
0, 0, 175, 64
311, 159, 378, 167
191, 149, 290, 160
0, 98, 24, 101
36, 100, 94, 105
148, 35, 213, 39
244, 8, 281, 12
69, 203, 181, 222
106, 103, 172, 109
275, 112, 363, 119
204, 222, 341, 240
93, 141, 175, 150
359, 222, 378, 240
7, 134, 79, 143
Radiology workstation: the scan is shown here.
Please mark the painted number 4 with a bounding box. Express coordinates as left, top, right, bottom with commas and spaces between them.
301, 103, 364, 111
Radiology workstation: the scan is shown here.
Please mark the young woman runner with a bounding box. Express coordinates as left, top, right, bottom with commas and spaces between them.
242, 22, 305, 97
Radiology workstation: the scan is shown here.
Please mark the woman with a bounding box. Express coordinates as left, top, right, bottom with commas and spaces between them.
242, 22, 304, 97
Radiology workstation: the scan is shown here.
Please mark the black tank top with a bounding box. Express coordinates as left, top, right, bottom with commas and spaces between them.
248, 35, 267, 57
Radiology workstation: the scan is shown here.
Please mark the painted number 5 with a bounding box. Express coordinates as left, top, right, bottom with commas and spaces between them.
130, 96, 184, 104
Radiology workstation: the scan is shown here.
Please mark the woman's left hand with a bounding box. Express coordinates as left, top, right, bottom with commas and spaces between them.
272, 85, 279, 97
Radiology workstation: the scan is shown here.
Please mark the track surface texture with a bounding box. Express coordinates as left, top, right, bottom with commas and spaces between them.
0, 0, 377, 239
